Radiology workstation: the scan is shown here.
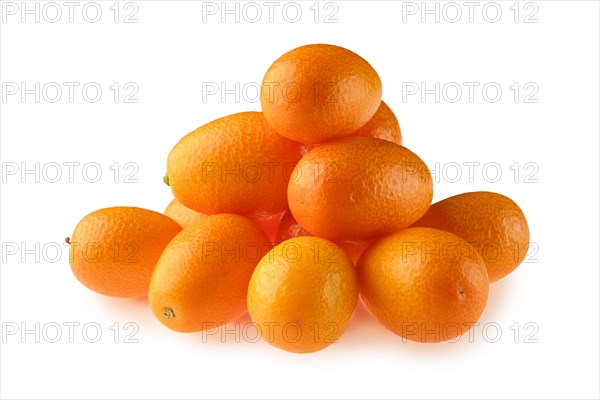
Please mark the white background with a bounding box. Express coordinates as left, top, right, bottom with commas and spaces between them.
1, 1, 599, 399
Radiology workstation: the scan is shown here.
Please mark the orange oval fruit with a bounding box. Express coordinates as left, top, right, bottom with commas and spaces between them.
167, 112, 303, 216
164, 198, 205, 228
350, 101, 402, 144
412, 191, 530, 282
288, 137, 433, 241
149, 214, 270, 333
357, 227, 489, 343
68, 207, 182, 298
275, 209, 371, 265
248, 236, 358, 353
261, 44, 382, 144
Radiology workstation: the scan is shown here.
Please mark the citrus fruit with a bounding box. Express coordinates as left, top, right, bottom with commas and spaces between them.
260, 44, 382, 144
68, 207, 182, 298
275, 209, 371, 265
164, 198, 205, 228
288, 137, 433, 241
149, 214, 270, 333
166, 112, 303, 216
357, 227, 489, 343
350, 101, 402, 144
412, 191, 530, 282
248, 236, 358, 353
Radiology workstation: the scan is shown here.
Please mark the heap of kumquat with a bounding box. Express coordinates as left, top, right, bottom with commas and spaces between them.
67, 44, 530, 353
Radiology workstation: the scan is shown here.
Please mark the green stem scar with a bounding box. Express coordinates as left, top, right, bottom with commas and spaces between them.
163, 307, 175, 318
163, 173, 170, 186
